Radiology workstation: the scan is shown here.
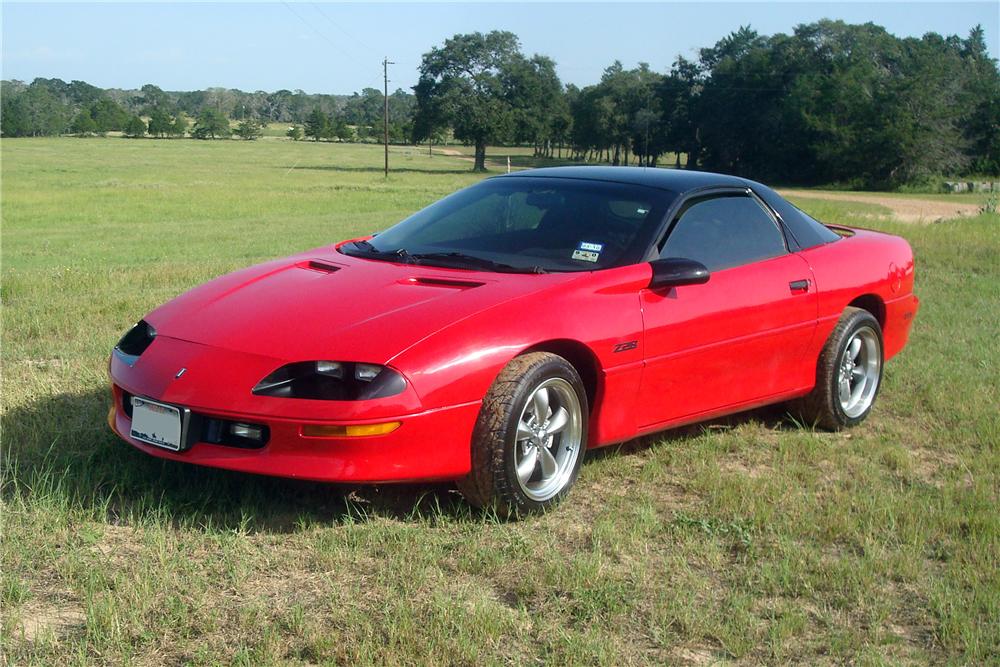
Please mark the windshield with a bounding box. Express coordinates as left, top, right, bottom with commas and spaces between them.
340, 176, 676, 273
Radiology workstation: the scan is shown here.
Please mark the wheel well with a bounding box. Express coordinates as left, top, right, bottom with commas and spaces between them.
523, 340, 600, 410
848, 294, 886, 328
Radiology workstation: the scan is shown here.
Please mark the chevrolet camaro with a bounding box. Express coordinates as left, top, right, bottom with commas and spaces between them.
108, 167, 919, 514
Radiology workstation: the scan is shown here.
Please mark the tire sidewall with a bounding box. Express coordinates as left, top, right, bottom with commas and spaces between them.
500, 357, 588, 513
830, 312, 884, 427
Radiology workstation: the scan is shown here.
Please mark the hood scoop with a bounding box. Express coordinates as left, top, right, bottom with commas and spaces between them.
404, 276, 485, 289
300, 259, 342, 274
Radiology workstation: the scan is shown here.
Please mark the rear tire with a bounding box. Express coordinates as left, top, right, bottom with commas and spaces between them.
457, 352, 588, 516
793, 307, 884, 430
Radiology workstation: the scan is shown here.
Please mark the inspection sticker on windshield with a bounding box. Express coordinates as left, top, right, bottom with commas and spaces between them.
572, 241, 602, 262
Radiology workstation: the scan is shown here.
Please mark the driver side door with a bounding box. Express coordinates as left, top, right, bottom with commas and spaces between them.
637, 191, 818, 429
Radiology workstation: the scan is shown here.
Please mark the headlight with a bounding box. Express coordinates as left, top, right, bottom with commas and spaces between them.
114, 320, 156, 366
252, 361, 406, 400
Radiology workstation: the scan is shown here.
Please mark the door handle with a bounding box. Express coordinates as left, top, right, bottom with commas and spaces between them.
789, 279, 810, 292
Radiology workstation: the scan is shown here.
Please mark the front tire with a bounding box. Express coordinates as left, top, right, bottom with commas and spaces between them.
795, 307, 884, 430
457, 352, 588, 515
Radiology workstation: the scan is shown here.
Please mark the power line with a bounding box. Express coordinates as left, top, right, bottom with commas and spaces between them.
310, 2, 371, 52
281, 1, 364, 71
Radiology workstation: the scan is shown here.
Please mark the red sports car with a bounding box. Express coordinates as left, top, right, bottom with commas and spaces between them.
108, 167, 919, 513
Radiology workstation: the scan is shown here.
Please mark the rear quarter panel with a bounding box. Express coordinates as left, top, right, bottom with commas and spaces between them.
799, 229, 918, 364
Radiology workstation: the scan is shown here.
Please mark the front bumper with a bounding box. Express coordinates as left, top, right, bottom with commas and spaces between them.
108, 383, 480, 483
107, 336, 480, 483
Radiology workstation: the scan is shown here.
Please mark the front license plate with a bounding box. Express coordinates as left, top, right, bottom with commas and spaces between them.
130, 397, 183, 451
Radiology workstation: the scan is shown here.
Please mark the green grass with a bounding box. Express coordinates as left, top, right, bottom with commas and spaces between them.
2, 137, 998, 665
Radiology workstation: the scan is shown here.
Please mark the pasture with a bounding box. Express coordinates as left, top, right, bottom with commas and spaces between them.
2, 138, 998, 665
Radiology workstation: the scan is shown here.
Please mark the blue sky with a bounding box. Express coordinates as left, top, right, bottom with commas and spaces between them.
3, 2, 997, 94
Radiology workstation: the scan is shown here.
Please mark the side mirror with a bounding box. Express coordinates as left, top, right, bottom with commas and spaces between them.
648, 257, 710, 289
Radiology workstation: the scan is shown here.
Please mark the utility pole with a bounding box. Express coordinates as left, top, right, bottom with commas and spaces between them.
383, 57, 395, 178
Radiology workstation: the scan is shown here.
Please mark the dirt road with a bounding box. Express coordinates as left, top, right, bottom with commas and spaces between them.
777, 189, 981, 223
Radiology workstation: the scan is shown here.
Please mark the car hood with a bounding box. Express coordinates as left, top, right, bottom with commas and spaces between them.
145, 246, 576, 364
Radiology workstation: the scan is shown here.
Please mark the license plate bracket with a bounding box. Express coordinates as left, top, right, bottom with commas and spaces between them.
130, 396, 191, 451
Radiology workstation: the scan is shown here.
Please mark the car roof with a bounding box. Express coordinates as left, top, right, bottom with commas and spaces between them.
494, 165, 750, 193
492, 165, 843, 251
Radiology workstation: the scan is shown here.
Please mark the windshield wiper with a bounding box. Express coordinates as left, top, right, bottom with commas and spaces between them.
345, 240, 412, 261
408, 251, 547, 274
345, 242, 545, 273
349, 239, 377, 252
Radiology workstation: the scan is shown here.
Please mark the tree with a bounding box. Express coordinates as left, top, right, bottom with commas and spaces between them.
413, 31, 523, 171
322, 114, 352, 142
234, 118, 264, 140
656, 58, 701, 167
304, 107, 328, 141
570, 84, 615, 161
123, 115, 146, 138
260, 89, 293, 122
551, 84, 576, 158
692, 26, 784, 178
89, 97, 129, 133
341, 88, 383, 126
147, 108, 172, 137
286, 125, 303, 141
19, 82, 71, 136
288, 90, 310, 123
1, 86, 31, 137
959, 25, 1000, 174
191, 108, 229, 139
776, 20, 970, 186
67, 80, 104, 106
169, 114, 188, 138
598, 62, 662, 165
504, 54, 566, 157
70, 108, 97, 136
134, 84, 171, 115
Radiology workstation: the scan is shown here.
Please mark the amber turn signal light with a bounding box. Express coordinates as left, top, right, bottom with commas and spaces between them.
301, 421, 402, 438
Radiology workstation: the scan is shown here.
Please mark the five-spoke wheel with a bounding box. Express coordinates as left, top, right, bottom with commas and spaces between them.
514, 378, 583, 502
837, 325, 881, 419
458, 352, 588, 515
794, 306, 884, 430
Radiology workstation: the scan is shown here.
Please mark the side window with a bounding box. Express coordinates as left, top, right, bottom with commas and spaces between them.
660, 194, 787, 271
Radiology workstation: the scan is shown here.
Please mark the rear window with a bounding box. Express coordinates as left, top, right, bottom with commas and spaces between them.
753, 185, 841, 249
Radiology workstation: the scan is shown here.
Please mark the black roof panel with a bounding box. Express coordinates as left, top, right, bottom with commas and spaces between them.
495, 166, 748, 193
495, 166, 841, 250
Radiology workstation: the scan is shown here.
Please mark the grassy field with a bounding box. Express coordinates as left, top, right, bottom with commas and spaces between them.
2, 137, 998, 665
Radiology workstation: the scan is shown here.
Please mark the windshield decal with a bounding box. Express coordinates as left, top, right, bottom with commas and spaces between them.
572, 249, 600, 263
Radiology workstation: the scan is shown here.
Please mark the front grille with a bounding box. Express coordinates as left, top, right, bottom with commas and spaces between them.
120, 389, 268, 449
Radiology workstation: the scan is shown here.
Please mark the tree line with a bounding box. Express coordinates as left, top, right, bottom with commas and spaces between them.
412, 22, 999, 185
1, 79, 417, 143
2, 19, 997, 186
